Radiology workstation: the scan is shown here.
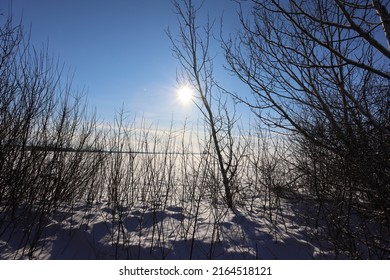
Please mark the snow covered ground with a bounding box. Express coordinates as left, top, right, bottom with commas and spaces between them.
0, 196, 342, 260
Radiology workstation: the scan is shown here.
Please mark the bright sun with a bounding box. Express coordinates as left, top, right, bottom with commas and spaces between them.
177, 85, 194, 105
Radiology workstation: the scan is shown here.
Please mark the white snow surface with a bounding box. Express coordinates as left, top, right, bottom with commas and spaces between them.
0, 198, 341, 260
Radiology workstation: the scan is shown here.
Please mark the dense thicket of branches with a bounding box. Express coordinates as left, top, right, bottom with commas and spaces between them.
224, 0, 390, 258
0, 15, 106, 258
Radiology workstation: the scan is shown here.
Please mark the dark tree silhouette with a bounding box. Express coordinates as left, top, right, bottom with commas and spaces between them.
167, 0, 246, 208
223, 0, 390, 258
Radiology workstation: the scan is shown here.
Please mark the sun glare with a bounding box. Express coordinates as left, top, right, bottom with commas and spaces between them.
177, 85, 194, 105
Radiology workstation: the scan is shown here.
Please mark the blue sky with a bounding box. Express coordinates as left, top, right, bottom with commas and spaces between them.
4, 0, 250, 127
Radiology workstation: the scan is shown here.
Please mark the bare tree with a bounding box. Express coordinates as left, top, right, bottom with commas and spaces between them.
223, 0, 390, 258
167, 0, 244, 208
